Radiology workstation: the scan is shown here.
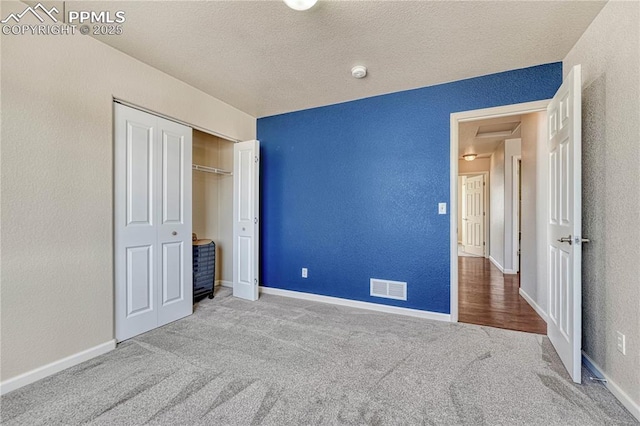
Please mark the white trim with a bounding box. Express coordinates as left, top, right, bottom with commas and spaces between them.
0, 340, 116, 396
458, 175, 466, 245
112, 98, 240, 143
489, 255, 505, 273
216, 280, 233, 288
450, 99, 550, 324
519, 288, 548, 323
259, 286, 451, 323
582, 352, 640, 422
512, 155, 521, 273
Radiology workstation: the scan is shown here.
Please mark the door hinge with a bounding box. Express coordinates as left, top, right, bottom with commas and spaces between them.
483, 242, 485, 246
254, 217, 258, 224
255, 156, 259, 163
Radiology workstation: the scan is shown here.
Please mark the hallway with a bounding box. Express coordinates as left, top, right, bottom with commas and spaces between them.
458, 256, 546, 334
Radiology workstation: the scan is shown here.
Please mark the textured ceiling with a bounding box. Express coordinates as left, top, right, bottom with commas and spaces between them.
77, 1, 605, 117
459, 115, 522, 159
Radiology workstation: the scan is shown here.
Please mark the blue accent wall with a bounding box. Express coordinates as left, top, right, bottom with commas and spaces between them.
257, 63, 562, 314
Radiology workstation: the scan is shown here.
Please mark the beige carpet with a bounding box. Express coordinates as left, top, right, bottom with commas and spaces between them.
1, 287, 637, 425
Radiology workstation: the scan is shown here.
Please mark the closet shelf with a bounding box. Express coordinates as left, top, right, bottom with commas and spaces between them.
192, 164, 232, 176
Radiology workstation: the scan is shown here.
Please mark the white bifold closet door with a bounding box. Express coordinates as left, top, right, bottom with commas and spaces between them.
115, 103, 193, 342
233, 140, 260, 301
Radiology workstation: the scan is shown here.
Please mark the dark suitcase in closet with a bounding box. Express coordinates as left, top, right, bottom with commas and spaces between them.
193, 239, 215, 301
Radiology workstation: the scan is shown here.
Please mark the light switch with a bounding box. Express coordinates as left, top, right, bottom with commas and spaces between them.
438, 203, 447, 215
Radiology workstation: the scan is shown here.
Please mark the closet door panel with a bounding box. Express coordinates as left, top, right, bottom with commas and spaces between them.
162, 131, 185, 225
157, 120, 193, 326
233, 140, 260, 301
126, 245, 154, 316
162, 241, 184, 305
126, 123, 154, 226
115, 104, 159, 342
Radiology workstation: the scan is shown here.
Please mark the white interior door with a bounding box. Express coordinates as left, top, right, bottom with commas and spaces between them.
463, 175, 484, 256
115, 103, 192, 342
547, 65, 582, 383
233, 140, 260, 301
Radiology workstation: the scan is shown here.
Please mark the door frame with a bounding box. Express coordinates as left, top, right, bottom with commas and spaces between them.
449, 100, 550, 322
512, 155, 522, 273
458, 171, 489, 258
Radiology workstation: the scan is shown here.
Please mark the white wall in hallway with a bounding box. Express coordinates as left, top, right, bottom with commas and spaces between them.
489, 142, 505, 268
520, 112, 547, 314
503, 138, 521, 272
459, 158, 490, 174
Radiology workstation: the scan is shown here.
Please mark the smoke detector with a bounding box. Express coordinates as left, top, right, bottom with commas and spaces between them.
351, 65, 367, 79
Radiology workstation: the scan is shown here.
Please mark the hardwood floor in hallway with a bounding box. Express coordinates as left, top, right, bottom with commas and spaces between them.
458, 256, 547, 334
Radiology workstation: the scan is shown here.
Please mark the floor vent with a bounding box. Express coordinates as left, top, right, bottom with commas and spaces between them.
370, 279, 407, 301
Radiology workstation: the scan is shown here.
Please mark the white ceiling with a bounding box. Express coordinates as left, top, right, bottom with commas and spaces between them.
77, 1, 605, 117
459, 115, 523, 160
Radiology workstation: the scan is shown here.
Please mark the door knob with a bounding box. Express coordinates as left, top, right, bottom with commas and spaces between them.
557, 235, 572, 245
172, 231, 177, 236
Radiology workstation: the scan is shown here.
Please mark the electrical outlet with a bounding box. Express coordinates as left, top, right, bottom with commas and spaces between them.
438, 202, 447, 214
302, 268, 308, 278
616, 331, 626, 355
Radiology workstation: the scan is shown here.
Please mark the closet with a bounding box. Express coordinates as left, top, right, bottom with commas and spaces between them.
192, 130, 234, 290
114, 102, 260, 343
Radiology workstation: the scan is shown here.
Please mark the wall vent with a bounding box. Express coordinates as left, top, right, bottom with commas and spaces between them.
370, 279, 407, 301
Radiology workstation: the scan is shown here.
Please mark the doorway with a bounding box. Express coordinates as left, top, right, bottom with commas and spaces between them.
449, 100, 549, 334
450, 66, 584, 383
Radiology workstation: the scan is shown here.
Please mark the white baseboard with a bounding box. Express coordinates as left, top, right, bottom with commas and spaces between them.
0, 340, 116, 396
582, 352, 640, 422
489, 256, 505, 273
216, 280, 232, 288
259, 286, 451, 323
503, 269, 518, 275
518, 288, 548, 323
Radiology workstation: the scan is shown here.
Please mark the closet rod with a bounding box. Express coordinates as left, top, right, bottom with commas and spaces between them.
113, 98, 241, 143
192, 164, 233, 176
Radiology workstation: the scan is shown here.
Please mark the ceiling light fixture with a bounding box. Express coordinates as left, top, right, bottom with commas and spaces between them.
283, 0, 318, 11
351, 65, 367, 79
462, 154, 477, 162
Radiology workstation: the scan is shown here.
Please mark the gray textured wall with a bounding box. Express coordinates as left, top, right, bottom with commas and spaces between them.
564, 0, 640, 407
0, 1, 256, 382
